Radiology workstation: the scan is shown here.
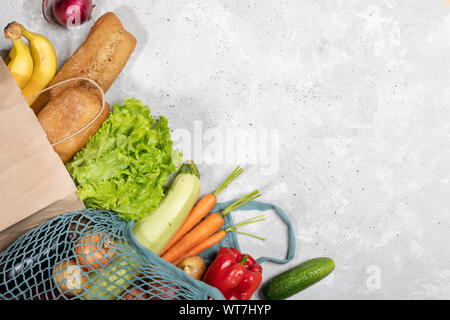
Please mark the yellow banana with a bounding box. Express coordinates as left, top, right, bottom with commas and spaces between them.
6, 42, 32, 64
4, 45, 15, 64
5, 46, 13, 63
4, 23, 33, 89
11, 22, 57, 106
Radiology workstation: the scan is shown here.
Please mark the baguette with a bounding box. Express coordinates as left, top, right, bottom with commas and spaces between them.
37, 86, 110, 163
31, 12, 136, 114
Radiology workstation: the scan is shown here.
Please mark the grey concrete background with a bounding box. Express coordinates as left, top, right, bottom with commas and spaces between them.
1, 0, 450, 299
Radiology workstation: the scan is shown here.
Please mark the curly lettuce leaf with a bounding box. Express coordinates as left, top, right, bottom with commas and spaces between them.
66, 98, 182, 221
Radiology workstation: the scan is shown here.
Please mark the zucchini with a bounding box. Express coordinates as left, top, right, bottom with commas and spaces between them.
132, 161, 201, 255
262, 257, 335, 300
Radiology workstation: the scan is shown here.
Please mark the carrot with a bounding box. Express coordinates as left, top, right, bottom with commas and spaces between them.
159, 166, 244, 255
173, 215, 266, 265
161, 189, 261, 263
173, 230, 226, 266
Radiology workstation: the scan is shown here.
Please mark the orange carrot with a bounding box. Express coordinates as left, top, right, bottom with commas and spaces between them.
173, 215, 266, 265
161, 189, 261, 263
159, 166, 244, 255
173, 230, 226, 266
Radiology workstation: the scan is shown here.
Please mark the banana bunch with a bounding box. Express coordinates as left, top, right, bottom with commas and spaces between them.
4, 22, 57, 106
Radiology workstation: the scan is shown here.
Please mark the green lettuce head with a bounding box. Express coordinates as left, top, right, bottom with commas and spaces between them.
66, 98, 182, 221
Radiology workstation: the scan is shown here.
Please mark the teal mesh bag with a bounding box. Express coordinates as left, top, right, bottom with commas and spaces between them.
0, 201, 295, 300
195, 201, 296, 266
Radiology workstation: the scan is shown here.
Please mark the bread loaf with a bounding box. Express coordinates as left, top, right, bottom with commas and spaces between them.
31, 12, 136, 114
37, 86, 110, 163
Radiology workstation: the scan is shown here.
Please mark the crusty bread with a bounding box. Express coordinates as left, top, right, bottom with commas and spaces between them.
31, 12, 137, 114
37, 86, 110, 163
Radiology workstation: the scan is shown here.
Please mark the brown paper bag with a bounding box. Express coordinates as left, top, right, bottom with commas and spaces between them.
0, 59, 85, 253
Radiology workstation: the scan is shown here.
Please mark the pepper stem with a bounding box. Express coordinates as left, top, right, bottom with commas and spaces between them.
213, 166, 244, 198
221, 189, 261, 216
239, 255, 249, 265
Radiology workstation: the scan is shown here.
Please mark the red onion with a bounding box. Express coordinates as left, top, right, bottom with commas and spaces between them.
42, 0, 54, 24
43, 0, 94, 27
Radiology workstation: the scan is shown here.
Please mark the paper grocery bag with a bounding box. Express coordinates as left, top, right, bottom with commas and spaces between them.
0, 59, 85, 253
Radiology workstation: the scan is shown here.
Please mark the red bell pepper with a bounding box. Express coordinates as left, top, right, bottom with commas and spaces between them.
202, 247, 262, 300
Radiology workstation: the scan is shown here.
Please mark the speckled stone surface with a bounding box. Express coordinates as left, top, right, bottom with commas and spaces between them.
1, 0, 450, 299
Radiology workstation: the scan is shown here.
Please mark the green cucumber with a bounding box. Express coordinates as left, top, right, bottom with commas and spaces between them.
132, 161, 201, 255
262, 257, 335, 300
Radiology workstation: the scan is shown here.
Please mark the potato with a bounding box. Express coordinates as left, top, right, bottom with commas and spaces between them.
53, 258, 88, 296
177, 256, 206, 280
